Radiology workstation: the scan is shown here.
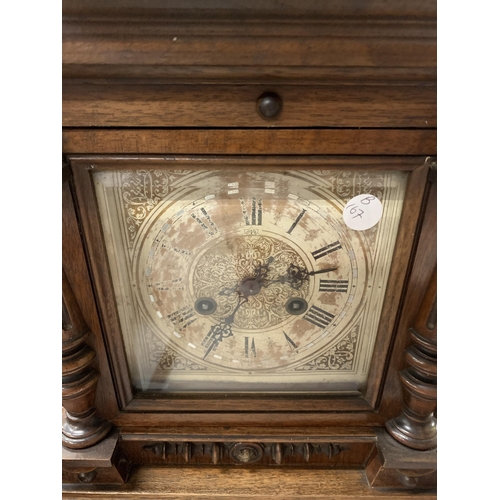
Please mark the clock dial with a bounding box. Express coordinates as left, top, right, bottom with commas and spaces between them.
93, 167, 407, 393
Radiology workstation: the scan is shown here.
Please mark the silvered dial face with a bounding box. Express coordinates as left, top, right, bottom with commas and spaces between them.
93, 167, 407, 393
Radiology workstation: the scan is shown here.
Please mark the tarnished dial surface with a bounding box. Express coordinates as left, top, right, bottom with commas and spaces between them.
93, 168, 407, 392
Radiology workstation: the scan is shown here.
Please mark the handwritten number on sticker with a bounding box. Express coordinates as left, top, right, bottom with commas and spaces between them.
343, 194, 383, 231
345, 196, 376, 219
361, 196, 376, 205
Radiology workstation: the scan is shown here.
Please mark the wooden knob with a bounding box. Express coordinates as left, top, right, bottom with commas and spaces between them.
256, 92, 282, 120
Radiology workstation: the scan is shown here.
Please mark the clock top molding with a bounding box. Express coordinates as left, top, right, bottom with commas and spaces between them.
63, 1, 436, 134
63, 0, 436, 134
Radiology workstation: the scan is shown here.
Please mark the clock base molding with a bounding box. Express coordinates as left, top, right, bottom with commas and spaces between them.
62, 457, 436, 500
366, 430, 437, 490
62, 430, 131, 485
121, 436, 371, 468
62, 429, 435, 493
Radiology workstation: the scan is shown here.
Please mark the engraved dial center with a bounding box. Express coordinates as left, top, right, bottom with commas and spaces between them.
191, 234, 311, 331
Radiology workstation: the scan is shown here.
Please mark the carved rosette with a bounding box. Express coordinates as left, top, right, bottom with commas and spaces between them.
229, 443, 264, 464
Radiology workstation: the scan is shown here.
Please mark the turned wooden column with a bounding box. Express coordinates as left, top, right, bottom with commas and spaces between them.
62, 269, 112, 449
386, 268, 437, 450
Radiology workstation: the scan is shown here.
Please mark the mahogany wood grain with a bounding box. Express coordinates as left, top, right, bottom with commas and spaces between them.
64, 20, 435, 39
123, 395, 373, 413
64, 66, 437, 86
120, 426, 378, 440
62, 0, 437, 20
67, 155, 426, 170
62, 1, 435, 85
63, 36, 435, 70
63, 129, 436, 155
63, 84, 436, 129
112, 410, 386, 429
62, 466, 437, 499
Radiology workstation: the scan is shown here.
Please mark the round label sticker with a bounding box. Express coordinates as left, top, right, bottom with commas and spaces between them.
343, 194, 383, 231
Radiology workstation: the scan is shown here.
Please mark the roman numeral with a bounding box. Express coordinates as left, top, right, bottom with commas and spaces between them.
154, 277, 185, 291
303, 306, 335, 329
319, 279, 349, 293
287, 208, 307, 234
245, 337, 257, 357
311, 242, 342, 260
283, 331, 298, 351
161, 245, 191, 259
200, 207, 219, 233
167, 306, 197, 330
191, 207, 219, 236
240, 198, 263, 225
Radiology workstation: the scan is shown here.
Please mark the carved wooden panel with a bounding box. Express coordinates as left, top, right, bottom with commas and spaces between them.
122, 438, 374, 468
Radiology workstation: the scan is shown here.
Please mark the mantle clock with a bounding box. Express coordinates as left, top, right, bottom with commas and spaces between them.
62, 1, 437, 497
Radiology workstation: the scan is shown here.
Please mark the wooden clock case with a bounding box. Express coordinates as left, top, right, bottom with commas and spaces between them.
62, 1, 437, 496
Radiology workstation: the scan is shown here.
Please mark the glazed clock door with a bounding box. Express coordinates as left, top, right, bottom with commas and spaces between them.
71, 156, 427, 410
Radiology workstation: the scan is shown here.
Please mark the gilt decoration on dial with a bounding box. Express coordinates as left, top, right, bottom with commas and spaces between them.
141, 173, 359, 374
93, 167, 407, 391
191, 235, 311, 330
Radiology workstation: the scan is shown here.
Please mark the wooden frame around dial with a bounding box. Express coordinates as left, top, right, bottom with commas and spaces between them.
68, 154, 431, 426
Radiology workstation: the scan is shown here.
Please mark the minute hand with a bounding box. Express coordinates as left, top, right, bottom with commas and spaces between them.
307, 267, 338, 275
